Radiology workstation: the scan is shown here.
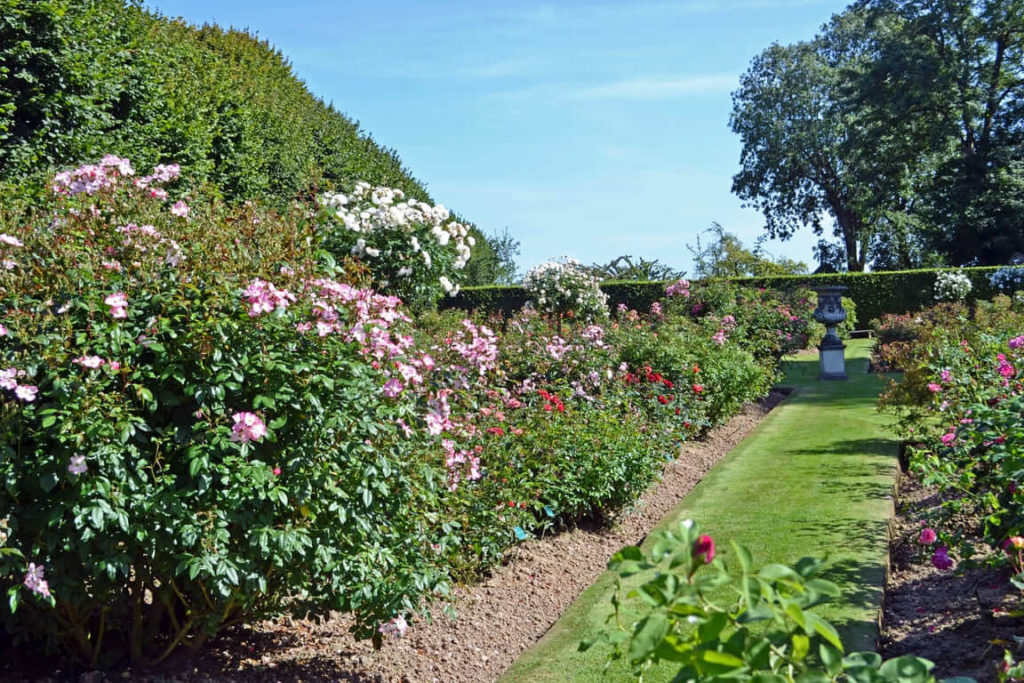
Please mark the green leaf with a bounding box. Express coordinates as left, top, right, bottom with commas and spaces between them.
820, 643, 843, 676
39, 472, 58, 492
791, 633, 810, 660
697, 649, 745, 667
752, 674, 787, 683
804, 612, 843, 652
795, 674, 830, 683
627, 613, 670, 663
757, 564, 800, 581
733, 542, 753, 573
878, 656, 934, 683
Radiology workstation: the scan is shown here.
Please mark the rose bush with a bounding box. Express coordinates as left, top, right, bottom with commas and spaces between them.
0, 159, 452, 664
319, 183, 473, 310
1, 157, 814, 668
523, 257, 609, 323
583, 519, 954, 682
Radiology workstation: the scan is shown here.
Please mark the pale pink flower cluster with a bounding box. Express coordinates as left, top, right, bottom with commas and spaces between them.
425, 391, 454, 436
711, 329, 727, 346
650, 301, 664, 319
581, 325, 606, 347
116, 223, 183, 266
23, 563, 50, 598
665, 278, 691, 298
378, 615, 408, 638
449, 320, 498, 376
546, 336, 570, 361
1, 368, 37, 402
134, 164, 180, 197
0, 323, 7, 337
1010, 336, 1024, 350
443, 439, 482, 491
940, 369, 953, 383
0, 234, 23, 247
104, 292, 128, 319
243, 278, 297, 317
998, 353, 1016, 379
68, 455, 88, 476
73, 356, 106, 370
382, 378, 404, 398
721, 314, 737, 330
170, 200, 190, 218
52, 155, 133, 195
230, 412, 267, 443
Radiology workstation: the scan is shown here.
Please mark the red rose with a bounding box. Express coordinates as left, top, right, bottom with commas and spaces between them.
693, 535, 715, 563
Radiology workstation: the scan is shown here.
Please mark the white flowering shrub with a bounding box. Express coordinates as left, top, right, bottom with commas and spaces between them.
523, 257, 609, 321
319, 183, 473, 309
934, 269, 973, 301
989, 266, 1024, 294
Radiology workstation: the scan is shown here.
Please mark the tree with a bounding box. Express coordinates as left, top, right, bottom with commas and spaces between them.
584, 255, 684, 282
730, 9, 920, 271
854, 0, 1024, 265
461, 227, 521, 285
688, 224, 808, 279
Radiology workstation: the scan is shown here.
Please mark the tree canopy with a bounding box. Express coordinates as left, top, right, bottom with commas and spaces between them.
731, 0, 1024, 270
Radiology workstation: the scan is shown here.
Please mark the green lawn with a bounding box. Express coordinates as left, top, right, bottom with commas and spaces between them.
501, 340, 899, 682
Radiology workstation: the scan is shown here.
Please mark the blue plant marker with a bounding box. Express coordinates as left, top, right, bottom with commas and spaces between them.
543, 505, 554, 518
513, 526, 528, 540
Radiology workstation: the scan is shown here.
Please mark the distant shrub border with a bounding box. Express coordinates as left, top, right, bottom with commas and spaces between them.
442, 267, 1016, 328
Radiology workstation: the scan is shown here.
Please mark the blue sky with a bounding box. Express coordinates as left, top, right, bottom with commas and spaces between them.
145, 0, 851, 277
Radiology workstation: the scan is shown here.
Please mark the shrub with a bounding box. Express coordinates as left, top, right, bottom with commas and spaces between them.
989, 266, 1024, 294
523, 257, 609, 322
0, 159, 452, 664
582, 520, 945, 682
318, 184, 473, 310
933, 269, 973, 301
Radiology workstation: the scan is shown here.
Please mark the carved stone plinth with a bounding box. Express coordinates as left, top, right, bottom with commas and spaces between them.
813, 285, 848, 380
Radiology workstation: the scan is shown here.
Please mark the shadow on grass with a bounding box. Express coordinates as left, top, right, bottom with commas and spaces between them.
788, 438, 896, 459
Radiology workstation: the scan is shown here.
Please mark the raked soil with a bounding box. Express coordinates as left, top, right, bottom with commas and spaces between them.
15, 392, 786, 683
880, 473, 1024, 682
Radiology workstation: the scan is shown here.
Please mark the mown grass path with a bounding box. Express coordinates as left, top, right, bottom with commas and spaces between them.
501, 339, 899, 682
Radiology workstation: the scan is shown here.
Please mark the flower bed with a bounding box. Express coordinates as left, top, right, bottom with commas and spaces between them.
0, 158, 815, 668
877, 294, 1024, 676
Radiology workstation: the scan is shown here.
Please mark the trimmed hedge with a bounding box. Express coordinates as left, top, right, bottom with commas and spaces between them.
442, 267, 1013, 328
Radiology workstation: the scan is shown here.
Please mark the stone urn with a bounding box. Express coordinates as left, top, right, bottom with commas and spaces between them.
813, 285, 848, 380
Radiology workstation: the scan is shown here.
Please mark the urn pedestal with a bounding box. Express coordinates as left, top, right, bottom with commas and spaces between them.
813, 285, 848, 381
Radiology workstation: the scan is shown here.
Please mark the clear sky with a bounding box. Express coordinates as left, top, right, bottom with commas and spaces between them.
145, 0, 852, 278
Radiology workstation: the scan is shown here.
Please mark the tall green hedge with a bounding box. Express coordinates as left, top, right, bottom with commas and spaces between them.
443, 267, 1010, 327
0, 0, 429, 204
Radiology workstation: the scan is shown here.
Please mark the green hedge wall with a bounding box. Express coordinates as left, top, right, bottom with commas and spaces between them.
442, 267, 1012, 328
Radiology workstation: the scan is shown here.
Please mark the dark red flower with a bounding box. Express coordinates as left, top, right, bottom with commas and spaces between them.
658, 395, 669, 404
693, 535, 715, 564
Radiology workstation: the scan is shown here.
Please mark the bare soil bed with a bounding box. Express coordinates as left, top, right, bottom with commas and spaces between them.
12, 392, 786, 683
880, 474, 1024, 682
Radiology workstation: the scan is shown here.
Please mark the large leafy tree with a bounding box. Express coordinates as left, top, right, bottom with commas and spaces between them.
731, 11, 893, 272
855, 0, 1024, 265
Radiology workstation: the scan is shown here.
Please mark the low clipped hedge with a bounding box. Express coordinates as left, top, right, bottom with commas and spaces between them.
443, 267, 1012, 328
